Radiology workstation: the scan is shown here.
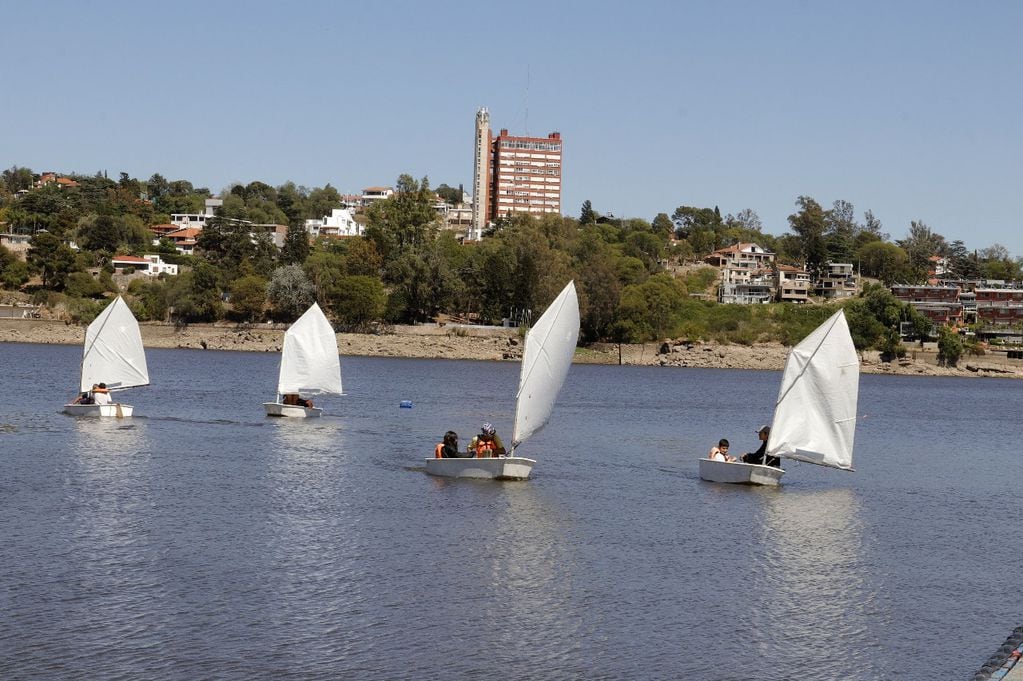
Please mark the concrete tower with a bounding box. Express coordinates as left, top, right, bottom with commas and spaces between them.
471, 107, 491, 240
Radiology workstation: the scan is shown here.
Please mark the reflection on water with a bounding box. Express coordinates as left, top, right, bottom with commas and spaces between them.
72, 417, 150, 459
1, 345, 1020, 679
751, 487, 889, 680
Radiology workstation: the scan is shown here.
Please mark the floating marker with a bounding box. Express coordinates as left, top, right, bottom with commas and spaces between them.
399, 400, 414, 409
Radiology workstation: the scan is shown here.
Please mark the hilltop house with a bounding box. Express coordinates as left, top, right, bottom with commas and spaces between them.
704, 243, 776, 304
111, 254, 178, 276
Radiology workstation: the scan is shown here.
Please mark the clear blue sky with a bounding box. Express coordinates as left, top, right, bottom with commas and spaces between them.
3, 1, 1021, 255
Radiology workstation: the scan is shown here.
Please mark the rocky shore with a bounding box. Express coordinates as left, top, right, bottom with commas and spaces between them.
2, 318, 1022, 378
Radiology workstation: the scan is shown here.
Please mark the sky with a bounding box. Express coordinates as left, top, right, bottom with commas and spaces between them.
3, 0, 1022, 254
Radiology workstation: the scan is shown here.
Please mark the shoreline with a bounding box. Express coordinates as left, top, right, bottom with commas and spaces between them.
3, 318, 1022, 378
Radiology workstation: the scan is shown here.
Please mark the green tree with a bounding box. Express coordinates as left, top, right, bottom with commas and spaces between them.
127, 278, 170, 321
937, 326, 964, 366
78, 214, 121, 253
363, 174, 438, 264
612, 273, 688, 342
896, 220, 945, 280
825, 199, 857, 263
281, 223, 311, 265
328, 275, 386, 328
166, 264, 223, 323
384, 243, 460, 323
579, 200, 598, 225
977, 244, 1021, 281
435, 184, 462, 205
856, 241, 910, 285
230, 275, 269, 321
787, 196, 829, 276
64, 271, 105, 298
28, 231, 77, 289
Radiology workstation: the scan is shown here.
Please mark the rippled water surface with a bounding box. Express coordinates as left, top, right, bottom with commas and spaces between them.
1, 342, 1019, 679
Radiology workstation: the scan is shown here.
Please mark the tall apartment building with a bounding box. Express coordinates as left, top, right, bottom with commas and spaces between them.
470, 107, 562, 239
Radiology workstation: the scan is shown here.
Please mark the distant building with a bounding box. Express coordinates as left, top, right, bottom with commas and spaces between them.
163, 227, 201, 254
111, 254, 179, 276
776, 264, 811, 303
974, 288, 1023, 327
34, 172, 79, 189
170, 197, 223, 231
706, 243, 776, 304
361, 187, 393, 207
470, 107, 562, 239
891, 284, 963, 326
815, 262, 858, 300
305, 207, 363, 238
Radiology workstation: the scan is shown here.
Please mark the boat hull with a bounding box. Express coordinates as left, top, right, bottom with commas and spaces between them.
63, 403, 133, 418
698, 458, 784, 486
263, 402, 322, 418
425, 456, 536, 480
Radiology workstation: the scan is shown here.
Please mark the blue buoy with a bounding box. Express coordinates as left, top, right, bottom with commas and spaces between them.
399, 400, 414, 409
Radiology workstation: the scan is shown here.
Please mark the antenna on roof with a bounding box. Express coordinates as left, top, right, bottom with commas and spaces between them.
524, 63, 530, 136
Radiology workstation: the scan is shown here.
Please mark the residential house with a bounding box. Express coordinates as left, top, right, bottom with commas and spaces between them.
34, 172, 79, 189
815, 262, 858, 299
775, 264, 811, 303
305, 208, 362, 238
170, 197, 223, 231
891, 284, 963, 326
111, 254, 179, 276
163, 227, 201, 255
974, 288, 1023, 327
361, 187, 393, 207
704, 243, 776, 304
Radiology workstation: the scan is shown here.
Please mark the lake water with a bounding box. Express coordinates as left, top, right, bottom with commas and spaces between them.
0, 341, 1019, 680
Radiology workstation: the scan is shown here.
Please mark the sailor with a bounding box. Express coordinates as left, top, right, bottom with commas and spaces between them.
469, 422, 506, 458
282, 393, 313, 408
92, 383, 112, 406
434, 431, 466, 458
741, 425, 781, 467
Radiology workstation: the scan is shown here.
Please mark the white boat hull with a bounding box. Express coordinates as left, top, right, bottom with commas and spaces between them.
63, 403, 133, 418
425, 456, 536, 480
263, 402, 322, 418
698, 458, 784, 486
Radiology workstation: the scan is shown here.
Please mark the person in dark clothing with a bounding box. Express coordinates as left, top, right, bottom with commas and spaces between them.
434, 431, 472, 458
741, 425, 781, 468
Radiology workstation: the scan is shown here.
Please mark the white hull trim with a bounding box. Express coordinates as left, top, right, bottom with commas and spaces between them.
698, 458, 785, 486
425, 456, 536, 480
63, 403, 134, 418
263, 402, 322, 418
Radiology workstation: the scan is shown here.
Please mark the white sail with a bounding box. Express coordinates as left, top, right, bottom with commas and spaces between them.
766, 309, 859, 470
80, 296, 149, 392
511, 281, 580, 449
277, 303, 342, 395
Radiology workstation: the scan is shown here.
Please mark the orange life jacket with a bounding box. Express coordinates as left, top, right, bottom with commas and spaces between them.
475, 439, 497, 458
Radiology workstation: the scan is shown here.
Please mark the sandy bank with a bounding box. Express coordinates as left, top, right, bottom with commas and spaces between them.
2, 318, 1021, 379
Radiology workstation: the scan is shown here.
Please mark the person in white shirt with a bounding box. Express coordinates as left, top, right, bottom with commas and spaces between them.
708, 438, 736, 462
92, 383, 112, 405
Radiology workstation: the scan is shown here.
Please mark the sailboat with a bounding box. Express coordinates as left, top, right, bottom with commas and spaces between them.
62, 296, 149, 417
425, 280, 580, 480
698, 309, 859, 486
263, 302, 342, 417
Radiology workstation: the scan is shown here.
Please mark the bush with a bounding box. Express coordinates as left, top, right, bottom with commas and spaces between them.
937, 326, 964, 367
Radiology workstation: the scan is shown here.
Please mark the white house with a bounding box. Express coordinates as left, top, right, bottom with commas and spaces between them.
305, 208, 362, 238
170, 197, 223, 231
111, 254, 179, 276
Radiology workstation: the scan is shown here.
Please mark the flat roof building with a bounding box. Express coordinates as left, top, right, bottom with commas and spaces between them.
471, 107, 562, 239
